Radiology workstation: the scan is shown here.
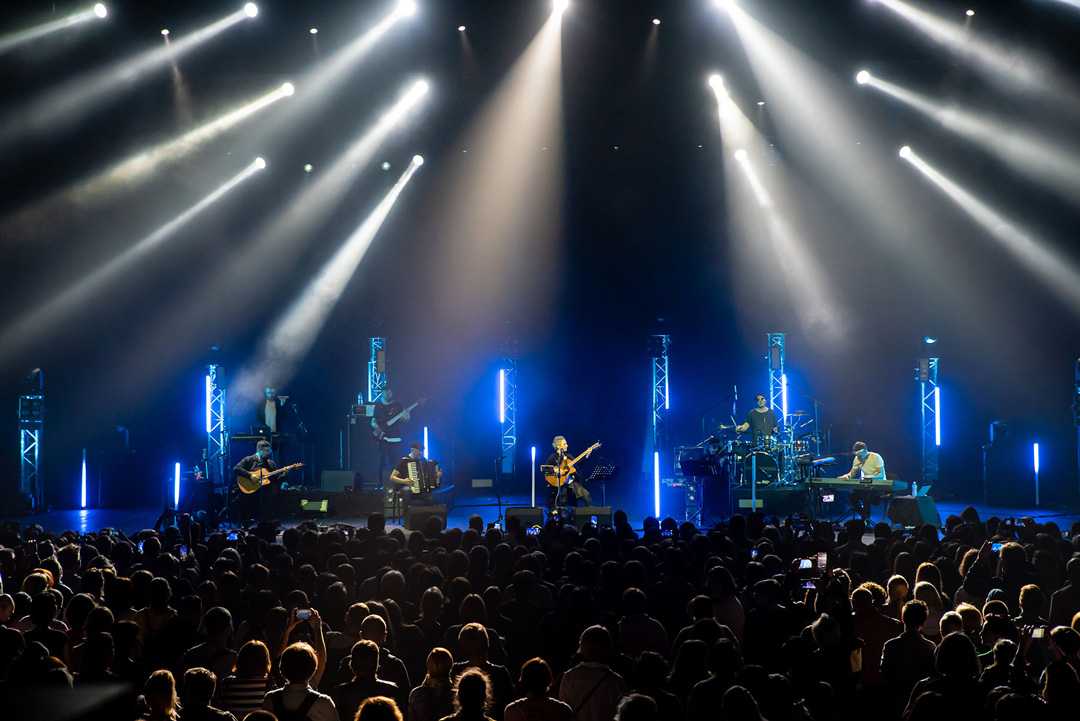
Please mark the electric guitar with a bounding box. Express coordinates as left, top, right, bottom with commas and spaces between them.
544, 442, 602, 487
236, 463, 304, 494
372, 397, 427, 441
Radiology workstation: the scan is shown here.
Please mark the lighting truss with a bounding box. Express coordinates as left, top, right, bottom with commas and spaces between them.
206, 364, 228, 488
500, 359, 518, 476
916, 355, 940, 486
368, 337, 388, 403
18, 372, 44, 511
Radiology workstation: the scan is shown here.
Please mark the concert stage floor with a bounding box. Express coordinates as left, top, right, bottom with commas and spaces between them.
3, 499, 1078, 537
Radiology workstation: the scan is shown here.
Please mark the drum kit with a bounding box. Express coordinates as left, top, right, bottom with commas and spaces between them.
709, 410, 822, 486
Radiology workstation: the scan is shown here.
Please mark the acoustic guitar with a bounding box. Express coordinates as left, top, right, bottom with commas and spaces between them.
544, 442, 601, 488
236, 463, 304, 495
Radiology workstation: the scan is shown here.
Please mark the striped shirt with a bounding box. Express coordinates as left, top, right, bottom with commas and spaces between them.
217, 675, 273, 719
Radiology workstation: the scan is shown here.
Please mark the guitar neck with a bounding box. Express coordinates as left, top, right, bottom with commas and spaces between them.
567, 444, 599, 467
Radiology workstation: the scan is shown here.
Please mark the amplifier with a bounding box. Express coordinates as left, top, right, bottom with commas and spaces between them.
321, 470, 358, 493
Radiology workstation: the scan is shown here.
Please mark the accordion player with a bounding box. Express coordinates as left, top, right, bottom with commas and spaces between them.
389, 442, 442, 500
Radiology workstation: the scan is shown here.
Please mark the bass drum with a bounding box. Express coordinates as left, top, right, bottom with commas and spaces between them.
742, 451, 778, 484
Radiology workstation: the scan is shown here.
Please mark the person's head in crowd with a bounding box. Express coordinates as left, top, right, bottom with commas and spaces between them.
279, 642, 319, 686
458, 622, 490, 664
915, 562, 943, 592
851, 587, 876, 613
981, 615, 1019, 648
420, 588, 444, 621
955, 602, 983, 638
1049, 625, 1080, 659
886, 574, 909, 607
360, 613, 388, 647
577, 625, 613, 664
182, 667, 218, 710
630, 651, 668, 690
0, 594, 14, 624
901, 599, 929, 631
235, 640, 271, 679
614, 693, 658, 721
453, 668, 492, 716
1018, 584, 1045, 619
907, 691, 947, 721
356, 696, 404, 721
708, 638, 742, 683
935, 632, 979, 679
940, 611, 964, 638
518, 657, 555, 698
242, 713, 277, 721
350, 639, 381, 679
1041, 654, 1080, 706
29, 590, 57, 629
854, 581, 887, 607
982, 599, 1010, 619
422, 647, 453, 687
989, 638, 1017, 667
687, 595, 713, 622
149, 577, 172, 611
914, 581, 943, 616
81, 631, 114, 674
202, 606, 233, 643
143, 669, 179, 720
1072, 611, 1080, 634
722, 685, 765, 721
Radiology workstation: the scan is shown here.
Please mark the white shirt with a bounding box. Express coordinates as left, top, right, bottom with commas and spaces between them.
264, 399, 278, 433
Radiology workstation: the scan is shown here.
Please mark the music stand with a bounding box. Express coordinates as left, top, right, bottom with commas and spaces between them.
540, 464, 562, 515
585, 463, 617, 507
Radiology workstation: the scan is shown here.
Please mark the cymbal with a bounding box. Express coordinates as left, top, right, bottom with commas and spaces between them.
788, 410, 809, 417
716, 424, 737, 430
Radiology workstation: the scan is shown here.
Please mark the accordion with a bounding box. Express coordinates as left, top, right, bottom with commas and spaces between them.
405, 459, 441, 494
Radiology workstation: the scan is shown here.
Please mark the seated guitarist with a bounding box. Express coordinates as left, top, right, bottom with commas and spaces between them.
233, 439, 278, 523
546, 435, 594, 508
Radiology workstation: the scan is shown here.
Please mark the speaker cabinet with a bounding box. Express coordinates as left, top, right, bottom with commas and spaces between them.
506, 507, 546, 529
321, 470, 359, 493
572, 506, 613, 528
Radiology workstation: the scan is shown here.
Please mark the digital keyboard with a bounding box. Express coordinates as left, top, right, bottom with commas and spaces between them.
809, 477, 907, 493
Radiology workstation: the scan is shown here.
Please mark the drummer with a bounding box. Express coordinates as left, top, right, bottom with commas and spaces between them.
736, 393, 779, 444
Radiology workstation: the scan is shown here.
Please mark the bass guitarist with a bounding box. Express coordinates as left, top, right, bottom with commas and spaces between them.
545, 435, 596, 508
233, 439, 278, 522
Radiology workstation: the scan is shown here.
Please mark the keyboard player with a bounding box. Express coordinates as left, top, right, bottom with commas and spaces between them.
388, 442, 442, 507
838, 441, 886, 481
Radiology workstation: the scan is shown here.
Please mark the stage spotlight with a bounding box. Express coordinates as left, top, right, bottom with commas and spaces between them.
0, 3, 113, 56
397, 0, 418, 17
652, 18, 661, 25
966, 9, 975, 17
244, 3, 258, 18
281, 81, 295, 96
923, 336, 938, 344
899, 145, 913, 160
381, 161, 391, 171
412, 154, 424, 166
161, 28, 170, 36
553, 0, 570, 15
757, 100, 765, 106
855, 69, 871, 85
458, 25, 466, 32
254, 157, 267, 170
734, 148, 747, 161
309, 27, 318, 35
304, 163, 313, 173
94, 3, 107, 19
708, 74, 724, 90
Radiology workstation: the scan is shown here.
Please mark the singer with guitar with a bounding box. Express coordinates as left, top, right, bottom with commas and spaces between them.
233, 439, 303, 522
544, 436, 601, 509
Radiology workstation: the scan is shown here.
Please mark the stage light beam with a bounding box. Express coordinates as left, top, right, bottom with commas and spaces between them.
0, 6, 257, 146
233, 158, 424, 399
0, 159, 266, 361
94, 3, 107, 18
0, 4, 111, 56
244, 3, 259, 18
900, 146, 1080, 314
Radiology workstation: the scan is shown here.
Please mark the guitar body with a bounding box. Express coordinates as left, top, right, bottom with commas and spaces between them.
236, 463, 304, 494
543, 442, 601, 488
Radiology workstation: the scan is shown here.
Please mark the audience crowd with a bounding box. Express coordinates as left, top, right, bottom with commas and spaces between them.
0, 507, 1079, 721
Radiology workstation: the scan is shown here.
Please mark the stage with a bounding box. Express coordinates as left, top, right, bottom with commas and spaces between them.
5, 498, 1078, 538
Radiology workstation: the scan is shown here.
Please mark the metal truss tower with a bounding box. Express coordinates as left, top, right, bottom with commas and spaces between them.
206, 364, 228, 488
767, 333, 786, 418
650, 334, 671, 453
368, 337, 388, 403
916, 355, 940, 487
499, 359, 517, 476
18, 371, 45, 511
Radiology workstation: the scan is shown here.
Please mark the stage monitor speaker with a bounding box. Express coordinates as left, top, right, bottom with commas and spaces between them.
407, 504, 447, 532
887, 496, 941, 527
332, 489, 385, 517
321, 470, 358, 493
506, 507, 545, 529
572, 506, 612, 528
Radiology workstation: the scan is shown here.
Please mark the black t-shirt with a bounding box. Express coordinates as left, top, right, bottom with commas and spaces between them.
745, 408, 778, 439
233, 453, 277, 476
